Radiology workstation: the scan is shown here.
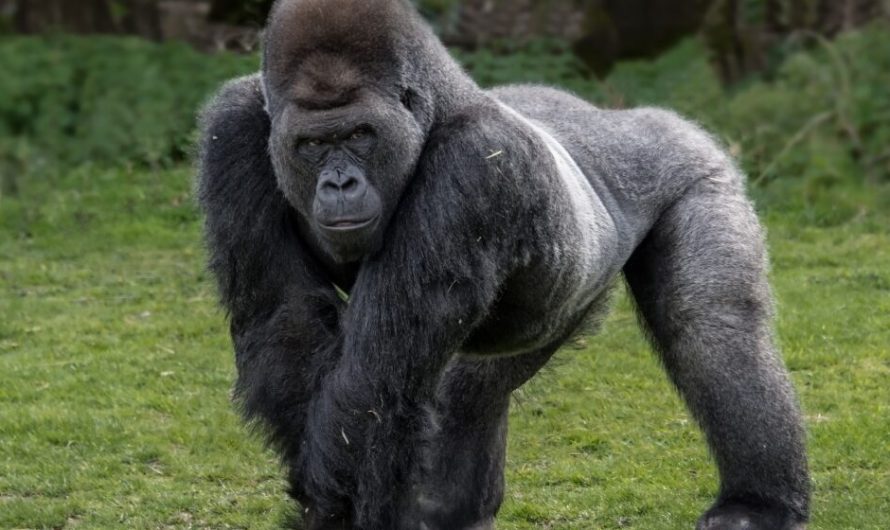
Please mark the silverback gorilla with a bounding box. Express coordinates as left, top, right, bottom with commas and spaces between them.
197, 1, 810, 528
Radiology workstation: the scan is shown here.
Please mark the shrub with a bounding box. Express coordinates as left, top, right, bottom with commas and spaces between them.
1, 23, 887, 195
453, 39, 597, 99
0, 35, 257, 174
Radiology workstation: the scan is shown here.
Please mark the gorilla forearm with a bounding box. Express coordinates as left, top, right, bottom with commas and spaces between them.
295, 161, 512, 524
231, 291, 342, 453
198, 74, 349, 496
293, 299, 488, 524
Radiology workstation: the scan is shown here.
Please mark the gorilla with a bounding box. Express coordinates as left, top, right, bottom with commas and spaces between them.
196, 0, 810, 528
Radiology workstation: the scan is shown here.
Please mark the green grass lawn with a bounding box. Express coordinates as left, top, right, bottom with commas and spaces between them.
1, 166, 888, 529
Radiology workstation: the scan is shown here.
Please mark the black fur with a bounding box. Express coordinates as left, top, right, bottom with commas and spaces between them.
197, 1, 810, 529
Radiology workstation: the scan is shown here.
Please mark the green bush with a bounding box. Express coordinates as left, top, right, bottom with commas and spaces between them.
0, 35, 257, 173
454, 39, 598, 99
2, 23, 887, 197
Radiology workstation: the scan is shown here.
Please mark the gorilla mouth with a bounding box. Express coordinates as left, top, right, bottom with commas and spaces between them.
319, 216, 379, 232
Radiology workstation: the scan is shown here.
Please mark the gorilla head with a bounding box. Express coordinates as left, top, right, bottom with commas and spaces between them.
262, 0, 434, 264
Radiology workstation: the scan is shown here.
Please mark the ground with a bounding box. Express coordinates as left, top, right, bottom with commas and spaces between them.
0, 165, 888, 529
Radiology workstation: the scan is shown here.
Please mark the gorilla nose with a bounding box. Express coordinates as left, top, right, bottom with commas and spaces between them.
317, 170, 367, 203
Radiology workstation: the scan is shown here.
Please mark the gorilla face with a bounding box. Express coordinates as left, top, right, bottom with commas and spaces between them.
265, 51, 425, 264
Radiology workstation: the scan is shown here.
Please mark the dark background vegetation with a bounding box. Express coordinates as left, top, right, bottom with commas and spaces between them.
1, 1, 888, 529
1, 0, 889, 199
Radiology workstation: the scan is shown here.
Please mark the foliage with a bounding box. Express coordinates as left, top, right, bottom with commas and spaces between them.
715, 27, 890, 189
453, 39, 594, 95
0, 35, 258, 177
414, 0, 461, 16
0, 11, 11, 35
3, 22, 888, 196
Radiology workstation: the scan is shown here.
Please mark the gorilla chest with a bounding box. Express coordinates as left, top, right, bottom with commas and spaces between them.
464, 106, 622, 356
463, 264, 614, 357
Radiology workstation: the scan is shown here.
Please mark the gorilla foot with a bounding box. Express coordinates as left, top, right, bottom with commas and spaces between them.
419, 518, 494, 530
696, 503, 806, 530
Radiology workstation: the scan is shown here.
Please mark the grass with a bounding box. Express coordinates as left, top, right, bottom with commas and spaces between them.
1, 164, 888, 530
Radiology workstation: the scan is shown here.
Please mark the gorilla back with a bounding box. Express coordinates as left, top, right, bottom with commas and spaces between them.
197, 1, 810, 528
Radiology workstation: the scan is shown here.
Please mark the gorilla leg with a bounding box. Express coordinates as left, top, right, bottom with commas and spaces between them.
411, 349, 556, 530
623, 177, 809, 530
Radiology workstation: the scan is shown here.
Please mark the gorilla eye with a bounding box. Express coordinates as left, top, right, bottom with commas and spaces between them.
296, 138, 327, 157
346, 128, 375, 146
298, 138, 325, 150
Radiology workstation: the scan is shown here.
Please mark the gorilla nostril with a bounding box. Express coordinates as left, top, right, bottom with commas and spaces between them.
319, 180, 340, 198
341, 177, 359, 192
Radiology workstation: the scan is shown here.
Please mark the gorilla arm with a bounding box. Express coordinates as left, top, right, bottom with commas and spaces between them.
295, 112, 524, 527
197, 75, 347, 501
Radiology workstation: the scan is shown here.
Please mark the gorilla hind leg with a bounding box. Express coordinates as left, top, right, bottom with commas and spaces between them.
623, 177, 809, 530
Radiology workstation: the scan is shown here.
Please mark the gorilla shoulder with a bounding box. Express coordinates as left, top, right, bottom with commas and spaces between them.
200, 74, 266, 131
